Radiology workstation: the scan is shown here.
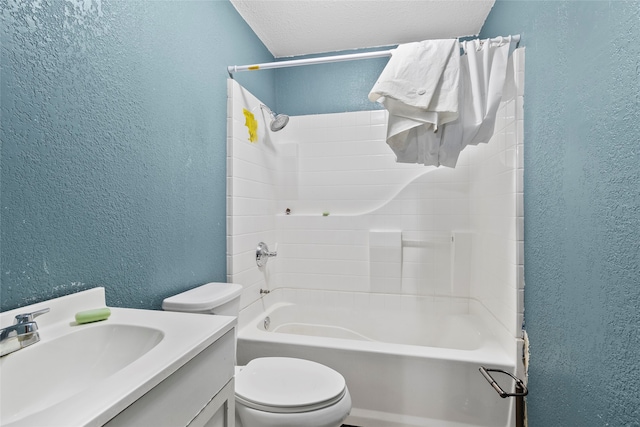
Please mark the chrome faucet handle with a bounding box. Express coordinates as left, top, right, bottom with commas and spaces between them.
0, 321, 41, 356
0, 308, 48, 357
14, 307, 50, 325
256, 242, 277, 267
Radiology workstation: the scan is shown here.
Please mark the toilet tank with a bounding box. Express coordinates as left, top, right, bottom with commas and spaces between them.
162, 282, 243, 316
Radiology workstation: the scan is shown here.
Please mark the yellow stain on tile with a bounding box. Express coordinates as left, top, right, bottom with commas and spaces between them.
243, 108, 258, 143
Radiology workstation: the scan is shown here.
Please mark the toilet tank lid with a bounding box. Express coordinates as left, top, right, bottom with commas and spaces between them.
162, 282, 243, 312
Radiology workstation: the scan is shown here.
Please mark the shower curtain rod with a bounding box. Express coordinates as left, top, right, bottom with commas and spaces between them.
227, 35, 520, 75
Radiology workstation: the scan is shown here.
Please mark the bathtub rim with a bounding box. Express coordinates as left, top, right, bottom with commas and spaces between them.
238, 289, 517, 368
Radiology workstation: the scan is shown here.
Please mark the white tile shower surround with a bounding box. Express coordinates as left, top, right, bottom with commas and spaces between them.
228, 48, 525, 339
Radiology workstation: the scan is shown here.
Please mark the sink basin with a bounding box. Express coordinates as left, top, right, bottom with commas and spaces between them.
0, 288, 236, 427
0, 324, 163, 425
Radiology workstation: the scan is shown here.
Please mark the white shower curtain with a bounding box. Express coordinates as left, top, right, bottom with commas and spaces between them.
371, 36, 513, 167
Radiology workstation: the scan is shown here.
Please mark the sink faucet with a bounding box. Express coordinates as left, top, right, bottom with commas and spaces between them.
0, 307, 49, 357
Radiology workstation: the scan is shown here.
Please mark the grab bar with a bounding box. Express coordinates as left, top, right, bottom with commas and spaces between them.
479, 366, 527, 427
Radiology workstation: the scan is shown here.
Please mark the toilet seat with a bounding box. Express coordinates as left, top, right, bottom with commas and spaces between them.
235, 357, 347, 414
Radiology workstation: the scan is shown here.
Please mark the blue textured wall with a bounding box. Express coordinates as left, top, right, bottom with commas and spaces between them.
275, 48, 389, 115
1, 0, 275, 310
480, 1, 640, 425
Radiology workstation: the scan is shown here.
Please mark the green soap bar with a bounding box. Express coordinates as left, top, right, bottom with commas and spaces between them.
75, 307, 111, 324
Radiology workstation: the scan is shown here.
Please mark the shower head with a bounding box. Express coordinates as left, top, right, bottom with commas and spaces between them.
270, 113, 289, 132
260, 104, 289, 132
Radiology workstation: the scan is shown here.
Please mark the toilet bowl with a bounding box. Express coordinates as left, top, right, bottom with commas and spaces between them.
162, 282, 351, 427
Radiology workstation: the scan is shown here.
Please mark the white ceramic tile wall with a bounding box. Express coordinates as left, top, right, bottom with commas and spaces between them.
468, 48, 525, 337
278, 109, 431, 215
227, 79, 281, 308
228, 48, 525, 338
274, 123, 474, 300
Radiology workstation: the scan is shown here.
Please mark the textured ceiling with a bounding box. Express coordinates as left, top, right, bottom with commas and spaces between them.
230, 0, 495, 58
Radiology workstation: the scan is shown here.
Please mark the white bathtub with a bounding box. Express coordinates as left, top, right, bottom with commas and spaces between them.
237, 289, 518, 427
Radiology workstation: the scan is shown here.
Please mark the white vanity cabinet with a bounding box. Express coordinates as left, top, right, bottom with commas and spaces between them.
105, 328, 236, 427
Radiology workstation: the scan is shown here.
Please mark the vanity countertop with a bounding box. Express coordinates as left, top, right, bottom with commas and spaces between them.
0, 288, 236, 427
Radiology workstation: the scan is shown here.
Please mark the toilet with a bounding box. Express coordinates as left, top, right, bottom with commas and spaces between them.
162, 282, 352, 427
